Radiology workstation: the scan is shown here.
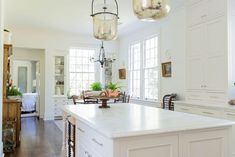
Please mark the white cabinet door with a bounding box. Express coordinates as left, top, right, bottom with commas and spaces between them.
205, 18, 227, 92
187, 25, 206, 58
174, 104, 195, 114
206, 0, 226, 20
206, 17, 227, 57
186, 24, 205, 91
187, 1, 207, 26
119, 135, 178, 157
181, 129, 229, 157
204, 56, 227, 92
186, 58, 204, 90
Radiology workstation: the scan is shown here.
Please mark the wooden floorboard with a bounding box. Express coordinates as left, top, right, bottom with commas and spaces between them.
5, 117, 63, 157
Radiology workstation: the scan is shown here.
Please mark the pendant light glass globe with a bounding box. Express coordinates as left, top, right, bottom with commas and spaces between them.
91, 0, 119, 41
92, 13, 118, 41
133, 0, 171, 21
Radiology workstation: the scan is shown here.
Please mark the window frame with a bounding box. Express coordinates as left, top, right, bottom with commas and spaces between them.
128, 34, 161, 102
68, 47, 98, 95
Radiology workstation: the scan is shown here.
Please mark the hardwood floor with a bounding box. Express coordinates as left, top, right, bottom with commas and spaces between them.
5, 117, 63, 157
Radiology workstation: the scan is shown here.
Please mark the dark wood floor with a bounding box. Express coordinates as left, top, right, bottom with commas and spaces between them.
5, 117, 63, 157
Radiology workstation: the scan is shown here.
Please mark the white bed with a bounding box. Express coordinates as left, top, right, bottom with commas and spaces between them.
21, 93, 38, 112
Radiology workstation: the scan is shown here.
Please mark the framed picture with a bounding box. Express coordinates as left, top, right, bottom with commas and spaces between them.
161, 62, 172, 77
119, 69, 126, 79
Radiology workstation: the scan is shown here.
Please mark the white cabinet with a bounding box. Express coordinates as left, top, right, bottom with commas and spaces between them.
186, 0, 228, 102
187, 0, 226, 27
75, 118, 231, 157
76, 120, 113, 157
54, 56, 66, 96
187, 1, 207, 26
174, 101, 235, 157
119, 135, 179, 157
53, 96, 68, 119
181, 129, 228, 157
207, 0, 226, 20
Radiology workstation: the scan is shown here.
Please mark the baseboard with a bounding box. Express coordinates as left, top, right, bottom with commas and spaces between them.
0, 141, 3, 157
43, 115, 54, 121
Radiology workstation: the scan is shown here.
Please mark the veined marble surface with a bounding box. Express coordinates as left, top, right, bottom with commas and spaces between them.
62, 103, 235, 138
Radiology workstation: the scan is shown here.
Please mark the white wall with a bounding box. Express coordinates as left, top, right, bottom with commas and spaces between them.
117, 6, 186, 107
0, 0, 4, 155
10, 27, 119, 120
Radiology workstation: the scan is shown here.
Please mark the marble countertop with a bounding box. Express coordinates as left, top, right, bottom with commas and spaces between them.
173, 100, 235, 111
62, 103, 235, 138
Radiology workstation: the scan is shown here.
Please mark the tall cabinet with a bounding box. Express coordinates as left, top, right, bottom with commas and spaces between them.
53, 54, 69, 119
186, 0, 235, 103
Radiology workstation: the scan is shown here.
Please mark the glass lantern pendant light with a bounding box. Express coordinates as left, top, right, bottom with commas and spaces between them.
133, 0, 171, 21
91, 0, 119, 41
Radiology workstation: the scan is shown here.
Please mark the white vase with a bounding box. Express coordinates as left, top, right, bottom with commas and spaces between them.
4, 31, 12, 45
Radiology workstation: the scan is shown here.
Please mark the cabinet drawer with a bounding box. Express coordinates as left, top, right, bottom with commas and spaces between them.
76, 120, 113, 157
196, 108, 223, 118
175, 105, 195, 114
186, 92, 205, 101
89, 128, 113, 156
205, 92, 226, 103
76, 120, 90, 144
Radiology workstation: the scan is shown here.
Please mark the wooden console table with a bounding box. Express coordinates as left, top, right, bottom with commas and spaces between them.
3, 99, 22, 147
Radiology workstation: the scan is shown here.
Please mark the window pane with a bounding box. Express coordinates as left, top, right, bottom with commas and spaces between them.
69, 48, 95, 95
128, 42, 141, 98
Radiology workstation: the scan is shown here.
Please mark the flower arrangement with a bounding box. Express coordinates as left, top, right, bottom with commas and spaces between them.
7, 86, 22, 99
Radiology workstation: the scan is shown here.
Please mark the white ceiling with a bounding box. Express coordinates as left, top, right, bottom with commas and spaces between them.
4, 0, 184, 37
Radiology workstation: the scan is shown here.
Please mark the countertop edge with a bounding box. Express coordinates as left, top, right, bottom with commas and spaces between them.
62, 105, 235, 139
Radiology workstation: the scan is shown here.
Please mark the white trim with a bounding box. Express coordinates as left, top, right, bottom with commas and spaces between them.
0, 142, 3, 157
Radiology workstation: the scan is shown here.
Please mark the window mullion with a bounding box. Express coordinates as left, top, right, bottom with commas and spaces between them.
140, 41, 145, 100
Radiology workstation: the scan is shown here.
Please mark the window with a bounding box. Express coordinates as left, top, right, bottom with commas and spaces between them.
129, 43, 141, 98
128, 36, 159, 101
69, 48, 95, 95
144, 37, 159, 100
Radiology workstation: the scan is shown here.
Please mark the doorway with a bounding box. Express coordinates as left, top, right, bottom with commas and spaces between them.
11, 60, 40, 118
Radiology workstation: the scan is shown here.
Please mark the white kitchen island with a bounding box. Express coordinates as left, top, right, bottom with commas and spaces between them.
62, 103, 235, 157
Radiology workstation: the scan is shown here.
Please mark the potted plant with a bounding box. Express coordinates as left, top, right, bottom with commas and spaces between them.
90, 82, 102, 91
88, 82, 103, 97
7, 86, 22, 100
106, 82, 120, 98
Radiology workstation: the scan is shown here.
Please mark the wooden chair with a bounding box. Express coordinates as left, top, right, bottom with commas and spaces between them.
162, 94, 177, 111
123, 94, 130, 103
72, 95, 80, 105
114, 92, 130, 103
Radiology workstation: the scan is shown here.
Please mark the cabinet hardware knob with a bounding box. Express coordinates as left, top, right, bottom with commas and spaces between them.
92, 138, 103, 146
202, 112, 213, 115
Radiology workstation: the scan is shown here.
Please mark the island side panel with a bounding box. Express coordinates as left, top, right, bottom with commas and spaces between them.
179, 127, 231, 157
114, 127, 232, 157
